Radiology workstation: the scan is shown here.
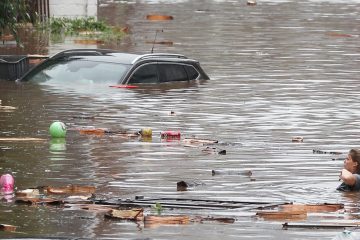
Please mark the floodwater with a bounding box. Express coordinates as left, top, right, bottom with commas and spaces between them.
1, 0, 360, 239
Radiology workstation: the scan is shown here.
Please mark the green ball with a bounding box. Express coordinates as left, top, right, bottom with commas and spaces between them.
49, 121, 67, 138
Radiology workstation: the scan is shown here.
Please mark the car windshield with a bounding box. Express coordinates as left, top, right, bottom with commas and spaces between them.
22, 57, 129, 85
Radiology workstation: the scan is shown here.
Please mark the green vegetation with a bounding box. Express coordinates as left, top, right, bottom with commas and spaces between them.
0, 0, 30, 44
0, 0, 125, 45
152, 202, 163, 215
38, 17, 126, 43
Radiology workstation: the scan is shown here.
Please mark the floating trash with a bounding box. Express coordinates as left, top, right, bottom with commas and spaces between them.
49, 121, 67, 138
161, 131, 181, 140
146, 15, 174, 21
0, 174, 14, 193
292, 136, 303, 142
0, 224, 16, 232
105, 208, 144, 221
212, 169, 252, 176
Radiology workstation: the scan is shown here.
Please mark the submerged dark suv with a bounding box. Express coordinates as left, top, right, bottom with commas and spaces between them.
20, 49, 209, 86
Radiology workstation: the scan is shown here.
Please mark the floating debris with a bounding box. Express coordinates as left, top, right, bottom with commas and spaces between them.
72, 115, 96, 120
283, 222, 360, 229
279, 203, 344, 213
192, 216, 235, 224
183, 138, 218, 146
292, 136, 303, 142
15, 188, 40, 198
212, 169, 252, 176
161, 131, 181, 140
15, 197, 64, 206
105, 208, 144, 221
144, 215, 190, 227
256, 210, 307, 221
77, 128, 140, 138
140, 128, 152, 138
146, 15, 174, 21
247, 0, 257, 5
201, 146, 226, 155
313, 149, 342, 155
0, 224, 16, 232
326, 32, 354, 38
46, 185, 96, 195
145, 40, 173, 45
177, 180, 204, 191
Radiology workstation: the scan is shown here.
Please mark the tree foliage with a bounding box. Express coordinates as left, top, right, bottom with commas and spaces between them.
0, 0, 30, 43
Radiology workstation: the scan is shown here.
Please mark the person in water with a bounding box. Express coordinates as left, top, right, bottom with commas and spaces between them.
337, 149, 360, 191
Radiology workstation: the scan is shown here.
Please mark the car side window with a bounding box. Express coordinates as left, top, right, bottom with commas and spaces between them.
129, 64, 159, 84
184, 65, 199, 80
158, 64, 188, 82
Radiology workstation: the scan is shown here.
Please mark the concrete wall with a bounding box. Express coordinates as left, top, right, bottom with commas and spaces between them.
49, 0, 98, 19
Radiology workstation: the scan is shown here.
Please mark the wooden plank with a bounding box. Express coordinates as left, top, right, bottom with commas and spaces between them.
280, 203, 344, 213
46, 185, 96, 195
144, 215, 190, 227
256, 210, 307, 221
105, 208, 144, 221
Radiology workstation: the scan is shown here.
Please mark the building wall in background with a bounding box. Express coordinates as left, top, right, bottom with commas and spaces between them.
49, 0, 97, 19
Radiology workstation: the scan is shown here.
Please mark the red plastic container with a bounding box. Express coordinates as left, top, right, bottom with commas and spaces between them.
160, 131, 181, 140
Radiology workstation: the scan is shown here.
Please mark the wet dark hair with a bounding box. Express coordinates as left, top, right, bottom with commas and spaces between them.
349, 149, 360, 174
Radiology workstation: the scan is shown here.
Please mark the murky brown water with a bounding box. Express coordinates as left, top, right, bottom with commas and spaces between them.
1, 0, 360, 239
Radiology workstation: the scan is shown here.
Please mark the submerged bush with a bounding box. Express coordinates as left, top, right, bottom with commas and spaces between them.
37, 17, 125, 43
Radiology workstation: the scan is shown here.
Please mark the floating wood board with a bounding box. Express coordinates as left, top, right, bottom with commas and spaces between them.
46, 185, 96, 195
146, 15, 173, 20
144, 215, 190, 225
117, 198, 286, 210
280, 203, 344, 213
183, 138, 218, 145
15, 197, 64, 205
65, 204, 115, 212
15, 188, 40, 198
0, 138, 46, 141
256, 210, 307, 221
105, 208, 144, 221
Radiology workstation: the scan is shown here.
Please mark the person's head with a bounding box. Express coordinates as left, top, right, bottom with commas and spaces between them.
344, 149, 360, 174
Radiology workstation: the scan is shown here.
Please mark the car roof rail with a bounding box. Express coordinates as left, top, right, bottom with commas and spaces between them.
50, 49, 116, 59
131, 53, 188, 64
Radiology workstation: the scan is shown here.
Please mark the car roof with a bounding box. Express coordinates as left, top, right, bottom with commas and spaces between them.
50, 49, 194, 65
